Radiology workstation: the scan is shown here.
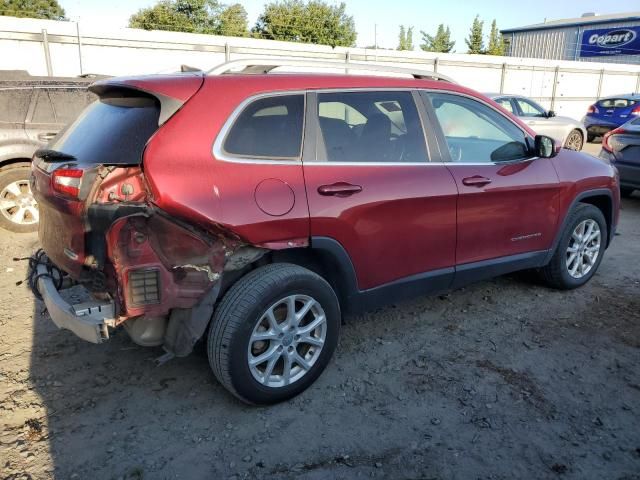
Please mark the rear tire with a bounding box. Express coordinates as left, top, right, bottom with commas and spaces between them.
539, 204, 607, 290
564, 129, 583, 151
0, 164, 38, 233
620, 187, 634, 198
207, 263, 341, 405
587, 133, 596, 143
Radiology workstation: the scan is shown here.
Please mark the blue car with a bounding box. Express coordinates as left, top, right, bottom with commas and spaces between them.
583, 94, 640, 142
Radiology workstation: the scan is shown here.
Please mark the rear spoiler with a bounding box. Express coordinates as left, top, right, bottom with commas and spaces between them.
89, 72, 204, 126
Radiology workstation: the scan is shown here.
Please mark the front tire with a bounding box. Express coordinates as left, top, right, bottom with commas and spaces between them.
207, 263, 341, 405
0, 165, 39, 233
539, 204, 607, 289
564, 129, 584, 151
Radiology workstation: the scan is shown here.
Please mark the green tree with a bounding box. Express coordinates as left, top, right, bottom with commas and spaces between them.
0, 0, 65, 20
465, 15, 484, 54
420, 24, 455, 53
218, 3, 248, 37
486, 19, 506, 55
397, 25, 414, 51
253, 0, 356, 47
129, 0, 248, 37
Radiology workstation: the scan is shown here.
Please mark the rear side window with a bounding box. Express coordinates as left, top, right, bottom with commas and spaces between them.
316, 91, 428, 163
0, 90, 31, 123
495, 98, 515, 114
598, 98, 635, 109
49, 94, 160, 166
224, 95, 304, 159
429, 93, 529, 163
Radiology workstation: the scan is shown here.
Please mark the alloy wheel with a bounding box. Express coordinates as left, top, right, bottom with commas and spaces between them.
566, 219, 601, 279
0, 179, 39, 226
247, 294, 327, 388
565, 131, 583, 151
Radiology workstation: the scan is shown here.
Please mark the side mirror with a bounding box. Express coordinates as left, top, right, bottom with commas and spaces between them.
534, 135, 557, 158
547, 110, 556, 118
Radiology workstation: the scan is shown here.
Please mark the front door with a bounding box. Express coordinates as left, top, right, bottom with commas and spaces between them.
423, 91, 560, 267
302, 90, 458, 291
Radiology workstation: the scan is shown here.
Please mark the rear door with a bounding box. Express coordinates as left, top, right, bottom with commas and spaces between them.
302, 89, 458, 291
423, 91, 560, 269
25, 88, 60, 144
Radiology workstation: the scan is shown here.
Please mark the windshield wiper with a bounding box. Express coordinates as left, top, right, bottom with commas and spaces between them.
35, 149, 77, 162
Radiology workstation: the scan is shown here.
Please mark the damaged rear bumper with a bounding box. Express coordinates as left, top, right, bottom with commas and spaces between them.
36, 264, 115, 343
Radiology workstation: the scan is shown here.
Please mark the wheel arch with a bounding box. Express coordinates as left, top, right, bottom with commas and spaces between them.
0, 158, 32, 171
546, 188, 614, 264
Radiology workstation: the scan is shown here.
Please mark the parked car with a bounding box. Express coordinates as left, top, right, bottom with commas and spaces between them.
0, 74, 96, 232
29, 60, 620, 405
487, 94, 587, 151
583, 94, 640, 142
599, 116, 640, 198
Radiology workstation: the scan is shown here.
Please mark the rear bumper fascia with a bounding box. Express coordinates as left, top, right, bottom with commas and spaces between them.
36, 264, 115, 343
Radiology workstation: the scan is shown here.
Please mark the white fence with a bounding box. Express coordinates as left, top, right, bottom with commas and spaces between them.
1, 16, 640, 119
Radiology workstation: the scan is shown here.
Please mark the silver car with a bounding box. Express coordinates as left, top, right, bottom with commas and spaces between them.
486, 94, 587, 151
0, 76, 96, 232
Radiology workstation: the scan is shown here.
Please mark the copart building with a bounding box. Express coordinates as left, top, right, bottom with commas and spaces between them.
501, 12, 640, 64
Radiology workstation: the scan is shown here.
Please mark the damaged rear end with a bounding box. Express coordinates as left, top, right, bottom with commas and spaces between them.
30, 73, 247, 355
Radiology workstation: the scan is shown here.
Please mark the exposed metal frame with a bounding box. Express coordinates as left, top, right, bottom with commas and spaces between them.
207, 57, 455, 83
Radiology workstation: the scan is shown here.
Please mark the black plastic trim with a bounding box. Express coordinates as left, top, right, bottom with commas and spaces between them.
544, 188, 615, 264
311, 236, 548, 313
452, 250, 548, 289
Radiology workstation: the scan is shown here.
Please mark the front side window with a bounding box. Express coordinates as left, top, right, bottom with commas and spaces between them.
224, 94, 304, 159
428, 93, 530, 163
316, 91, 428, 163
515, 98, 546, 117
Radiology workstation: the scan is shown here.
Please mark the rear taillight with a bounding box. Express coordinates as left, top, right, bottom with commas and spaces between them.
602, 127, 625, 153
631, 105, 640, 116
52, 168, 83, 198
587, 104, 599, 114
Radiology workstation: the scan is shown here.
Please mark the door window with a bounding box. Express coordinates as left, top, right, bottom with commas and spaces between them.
495, 97, 515, 114
224, 94, 304, 159
48, 89, 95, 124
515, 98, 546, 117
0, 90, 31, 123
428, 93, 530, 163
31, 90, 56, 123
316, 91, 428, 163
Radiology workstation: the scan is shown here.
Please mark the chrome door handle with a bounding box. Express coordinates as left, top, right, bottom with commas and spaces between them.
38, 132, 57, 142
317, 182, 363, 197
462, 176, 492, 187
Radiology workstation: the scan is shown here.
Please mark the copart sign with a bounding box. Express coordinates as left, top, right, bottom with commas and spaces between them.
580, 26, 640, 57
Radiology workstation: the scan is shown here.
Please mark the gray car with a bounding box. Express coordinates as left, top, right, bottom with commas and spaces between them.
486, 94, 587, 151
0, 73, 96, 232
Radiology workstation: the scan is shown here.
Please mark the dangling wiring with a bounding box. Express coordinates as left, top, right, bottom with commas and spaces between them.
15, 249, 65, 301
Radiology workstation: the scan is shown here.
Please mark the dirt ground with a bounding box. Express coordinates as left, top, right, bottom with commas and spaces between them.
1, 148, 639, 479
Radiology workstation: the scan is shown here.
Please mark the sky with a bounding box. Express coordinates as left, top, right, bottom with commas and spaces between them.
61, 0, 635, 51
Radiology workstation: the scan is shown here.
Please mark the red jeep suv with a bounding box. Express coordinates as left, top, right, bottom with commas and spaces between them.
29, 60, 620, 405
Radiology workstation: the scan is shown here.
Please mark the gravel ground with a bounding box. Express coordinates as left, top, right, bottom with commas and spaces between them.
1, 148, 639, 480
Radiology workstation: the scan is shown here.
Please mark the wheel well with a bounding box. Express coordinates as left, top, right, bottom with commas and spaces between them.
268, 248, 351, 308
0, 158, 31, 171
579, 195, 612, 244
